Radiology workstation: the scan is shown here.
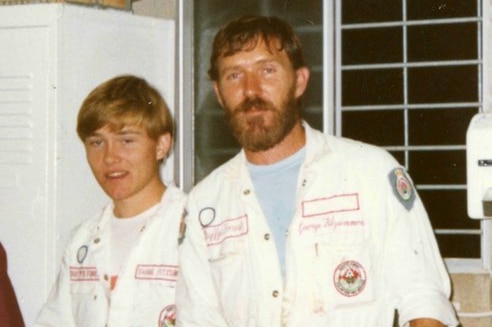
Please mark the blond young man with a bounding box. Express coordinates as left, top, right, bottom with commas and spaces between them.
35, 75, 184, 327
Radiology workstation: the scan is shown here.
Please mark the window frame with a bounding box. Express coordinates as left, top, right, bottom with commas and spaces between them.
175, 0, 194, 192
333, 0, 489, 273
479, 0, 492, 272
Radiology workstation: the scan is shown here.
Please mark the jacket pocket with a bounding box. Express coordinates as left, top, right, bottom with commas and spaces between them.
133, 282, 177, 327
208, 240, 253, 325
69, 282, 107, 326
313, 241, 374, 308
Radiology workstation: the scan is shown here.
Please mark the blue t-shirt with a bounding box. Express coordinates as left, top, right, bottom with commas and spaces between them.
247, 147, 306, 277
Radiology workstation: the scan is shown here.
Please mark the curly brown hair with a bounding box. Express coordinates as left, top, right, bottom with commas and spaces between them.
208, 15, 307, 81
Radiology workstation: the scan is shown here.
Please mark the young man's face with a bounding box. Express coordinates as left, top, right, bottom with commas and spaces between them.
83, 124, 170, 206
213, 39, 309, 152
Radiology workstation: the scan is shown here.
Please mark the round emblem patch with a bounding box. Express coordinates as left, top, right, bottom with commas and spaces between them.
389, 167, 416, 211
333, 260, 367, 297
76, 245, 88, 264
159, 304, 176, 327
199, 207, 216, 227
395, 169, 412, 201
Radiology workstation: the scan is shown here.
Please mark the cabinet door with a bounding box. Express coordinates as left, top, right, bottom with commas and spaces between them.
0, 20, 53, 323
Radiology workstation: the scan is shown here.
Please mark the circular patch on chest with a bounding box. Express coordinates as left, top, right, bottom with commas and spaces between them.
333, 260, 367, 297
159, 304, 176, 326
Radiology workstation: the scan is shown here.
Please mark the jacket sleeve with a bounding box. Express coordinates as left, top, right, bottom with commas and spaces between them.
384, 167, 459, 327
33, 242, 77, 327
176, 194, 229, 327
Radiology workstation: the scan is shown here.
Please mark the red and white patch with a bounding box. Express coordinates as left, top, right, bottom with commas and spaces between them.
158, 304, 176, 327
203, 215, 248, 246
333, 260, 367, 297
135, 264, 178, 282
70, 266, 99, 282
389, 168, 416, 210
395, 169, 412, 201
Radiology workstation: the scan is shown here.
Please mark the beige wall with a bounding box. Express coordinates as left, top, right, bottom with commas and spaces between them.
451, 273, 492, 327
132, 0, 174, 19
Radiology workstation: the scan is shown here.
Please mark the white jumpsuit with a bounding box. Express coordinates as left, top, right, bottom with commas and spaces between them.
176, 123, 459, 327
35, 185, 186, 327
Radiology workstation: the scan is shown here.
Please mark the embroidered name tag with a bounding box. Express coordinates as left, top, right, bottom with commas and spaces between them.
70, 266, 99, 281
302, 193, 360, 218
203, 215, 249, 246
135, 265, 179, 281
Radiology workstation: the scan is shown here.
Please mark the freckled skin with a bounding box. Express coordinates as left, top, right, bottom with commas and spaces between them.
212, 39, 309, 165
84, 125, 171, 217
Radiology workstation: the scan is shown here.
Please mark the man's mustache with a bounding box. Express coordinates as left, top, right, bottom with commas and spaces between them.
237, 97, 272, 113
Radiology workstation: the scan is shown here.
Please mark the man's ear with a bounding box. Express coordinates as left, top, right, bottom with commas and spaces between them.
213, 81, 225, 108
294, 67, 310, 98
156, 133, 172, 160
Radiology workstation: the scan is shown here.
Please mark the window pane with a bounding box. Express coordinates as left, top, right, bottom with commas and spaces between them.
298, 28, 323, 67
342, 110, 403, 146
195, 1, 260, 29
195, 112, 238, 150
342, 69, 403, 106
342, 0, 402, 24
342, 27, 402, 65
194, 107, 240, 181
408, 23, 478, 62
409, 150, 466, 185
419, 190, 479, 229
408, 107, 478, 146
304, 71, 323, 109
408, 66, 478, 104
389, 151, 405, 166
303, 70, 323, 131
407, 0, 477, 20
269, 0, 323, 25
436, 234, 481, 258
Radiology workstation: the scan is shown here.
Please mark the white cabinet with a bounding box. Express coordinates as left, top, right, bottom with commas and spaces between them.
0, 4, 174, 324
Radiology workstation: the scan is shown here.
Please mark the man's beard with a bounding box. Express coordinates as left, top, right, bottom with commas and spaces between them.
225, 89, 300, 152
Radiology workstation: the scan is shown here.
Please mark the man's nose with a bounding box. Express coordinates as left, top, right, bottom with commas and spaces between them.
103, 143, 120, 164
243, 73, 261, 98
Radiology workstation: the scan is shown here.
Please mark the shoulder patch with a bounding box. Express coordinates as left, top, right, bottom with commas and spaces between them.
178, 209, 187, 246
388, 168, 415, 211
